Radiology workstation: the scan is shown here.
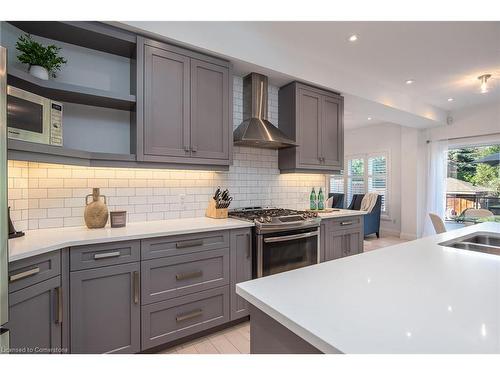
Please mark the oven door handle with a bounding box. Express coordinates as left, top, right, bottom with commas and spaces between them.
263, 230, 319, 243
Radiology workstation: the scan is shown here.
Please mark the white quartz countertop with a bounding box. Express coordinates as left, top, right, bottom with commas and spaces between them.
236, 222, 500, 354
8, 217, 254, 262
317, 209, 367, 219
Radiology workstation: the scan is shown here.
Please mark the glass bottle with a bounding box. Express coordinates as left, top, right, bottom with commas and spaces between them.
318, 187, 325, 210
310, 188, 317, 210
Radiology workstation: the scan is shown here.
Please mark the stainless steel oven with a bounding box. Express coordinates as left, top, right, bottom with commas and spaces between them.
7, 86, 63, 146
229, 207, 321, 278
256, 225, 320, 278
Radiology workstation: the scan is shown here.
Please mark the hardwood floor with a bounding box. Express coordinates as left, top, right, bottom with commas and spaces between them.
160, 235, 408, 354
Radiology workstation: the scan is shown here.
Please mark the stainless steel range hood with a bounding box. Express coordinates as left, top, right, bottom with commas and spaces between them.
233, 73, 296, 149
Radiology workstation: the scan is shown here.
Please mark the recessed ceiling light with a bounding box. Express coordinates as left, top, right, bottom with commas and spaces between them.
367, 117, 372, 121
405, 79, 414, 85
348, 34, 358, 42
447, 98, 454, 102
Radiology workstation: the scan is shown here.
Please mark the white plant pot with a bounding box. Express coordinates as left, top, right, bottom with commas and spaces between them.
29, 65, 49, 80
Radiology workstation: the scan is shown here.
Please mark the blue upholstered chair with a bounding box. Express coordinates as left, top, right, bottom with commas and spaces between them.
348, 194, 382, 238
328, 193, 345, 209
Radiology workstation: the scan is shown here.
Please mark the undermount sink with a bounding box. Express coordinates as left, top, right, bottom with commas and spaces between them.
440, 232, 500, 256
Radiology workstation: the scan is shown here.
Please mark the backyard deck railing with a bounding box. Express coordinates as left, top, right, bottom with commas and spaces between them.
446, 193, 500, 218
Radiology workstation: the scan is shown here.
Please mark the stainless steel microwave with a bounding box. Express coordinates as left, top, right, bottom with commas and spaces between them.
7, 86, 63, 146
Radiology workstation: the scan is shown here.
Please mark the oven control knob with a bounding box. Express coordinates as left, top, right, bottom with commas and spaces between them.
265, 216, 272, 223
258, 217, 265, 223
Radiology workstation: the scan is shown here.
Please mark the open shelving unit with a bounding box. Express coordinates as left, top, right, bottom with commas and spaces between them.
7, 67, 136, 111
4, 21, 138, 167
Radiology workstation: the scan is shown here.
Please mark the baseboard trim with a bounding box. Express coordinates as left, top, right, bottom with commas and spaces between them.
380, 228, 401, 237
400, 232, 418, 240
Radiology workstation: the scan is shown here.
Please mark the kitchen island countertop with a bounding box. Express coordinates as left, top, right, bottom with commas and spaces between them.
237, 222, 500, 353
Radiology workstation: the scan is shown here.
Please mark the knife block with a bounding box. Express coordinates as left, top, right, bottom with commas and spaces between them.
205, 198, 228, 219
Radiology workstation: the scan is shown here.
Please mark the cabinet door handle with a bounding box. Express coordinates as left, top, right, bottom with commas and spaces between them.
176, 308, 203, 322
9, 266, 40, 282
246, 234, 251, 259
94, 251, 121, 260
340, 221, 353, 226
176, 270, 203, 281
176, 239, 203, 249
133, 271, 139, 304
191, 145, 198, 153
55, 287, 63, 324
184, 145, 190, 152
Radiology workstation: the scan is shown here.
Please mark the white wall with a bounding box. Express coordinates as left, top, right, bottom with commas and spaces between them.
429, 101, 500, 142
344, 123, 402, 236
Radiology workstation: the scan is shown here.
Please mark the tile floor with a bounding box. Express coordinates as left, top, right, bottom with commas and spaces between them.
161, 235, 409, 354
160, 321, 250, 354
363, 235, 409, 252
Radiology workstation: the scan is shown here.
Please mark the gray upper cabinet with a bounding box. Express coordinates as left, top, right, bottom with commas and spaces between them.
298, 88, 322, 166
143, 45, 190, 159
230, 228, 252, 320
7, 276, 62, 354
190, 59, 230, 160
70, 262, 140, 354
137, 37, 232, 167
321, 94, 343, 169
278, 82, 344, 173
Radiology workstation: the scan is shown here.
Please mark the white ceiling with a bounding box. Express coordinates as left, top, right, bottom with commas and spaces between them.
119, 21, 500, 129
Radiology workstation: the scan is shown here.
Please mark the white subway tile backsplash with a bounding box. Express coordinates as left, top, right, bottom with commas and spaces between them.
7, 76, 327, 229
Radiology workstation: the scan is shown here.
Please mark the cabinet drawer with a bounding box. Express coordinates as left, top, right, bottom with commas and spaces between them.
141, 231, 229, 260
70, 240, 140, 271
141, 248, 229, 304
141, 286, 229, 350
9, 251, 61, 293
324, 215, 363, 231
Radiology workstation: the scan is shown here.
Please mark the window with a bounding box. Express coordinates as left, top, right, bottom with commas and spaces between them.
329, 171, 344, 194
329, 152, 389, 216
368, 155, 388, 213
347, 158, 365, 207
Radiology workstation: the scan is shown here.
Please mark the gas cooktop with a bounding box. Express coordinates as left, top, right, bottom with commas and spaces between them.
229, 207, 319, 233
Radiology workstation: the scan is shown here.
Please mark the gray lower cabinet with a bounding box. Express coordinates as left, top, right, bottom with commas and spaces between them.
141, 286, 230, 350
321, 217, 364, 262
7, 276, 62, 354
230, 228, 252, 320
70, 262, 140, 354
278, 82, 344, 173
141, 247, 230, 304
10, 228, 251, 353
138, 37, 232, 167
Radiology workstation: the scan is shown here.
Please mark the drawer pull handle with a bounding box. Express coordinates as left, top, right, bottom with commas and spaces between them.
176, 240, 203, 249
133, 271, 140, 304
9, 267, 40, 282
55, 287, 63, 324
94, 251, 121, 260
176, 309, 203, 322
340, 221, 353, 226
176, 270, 203, 281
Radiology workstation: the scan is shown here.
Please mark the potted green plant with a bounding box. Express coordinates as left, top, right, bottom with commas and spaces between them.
15, 34, 67, 80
